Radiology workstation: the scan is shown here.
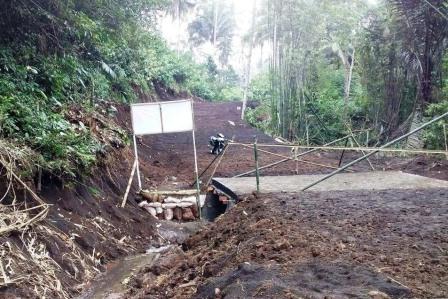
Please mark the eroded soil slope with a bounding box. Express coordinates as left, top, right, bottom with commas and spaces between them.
131, 101, 448, 187
129, 188, 448, 298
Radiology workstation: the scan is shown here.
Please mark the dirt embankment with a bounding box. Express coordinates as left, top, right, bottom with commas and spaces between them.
125, 100, 448, 187
0, 99, 273, 298
0, 102, 161, 298
1, 98, 447, 298
128, 189, 448, 299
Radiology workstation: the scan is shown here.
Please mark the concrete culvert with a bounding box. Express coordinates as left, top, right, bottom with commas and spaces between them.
202, 192, 229, 221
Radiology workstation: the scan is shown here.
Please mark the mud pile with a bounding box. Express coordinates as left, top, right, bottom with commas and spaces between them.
128, 188, 448, 298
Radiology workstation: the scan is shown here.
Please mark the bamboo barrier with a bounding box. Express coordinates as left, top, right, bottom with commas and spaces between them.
229, 143, 448, 155
238, 143, 351, 171
301, 111, 448, 191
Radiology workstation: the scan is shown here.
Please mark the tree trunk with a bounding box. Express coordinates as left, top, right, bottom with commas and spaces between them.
213, 0, 218, 46
383, 44, 403, 137
406, 109, 424, 149
345, 48, 355, 107
336, 46, 355, 116
241, 0, 257, 120
176, 1, 181, 57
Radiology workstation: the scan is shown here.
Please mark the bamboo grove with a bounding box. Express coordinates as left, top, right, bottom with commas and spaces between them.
249, 0, 448, 149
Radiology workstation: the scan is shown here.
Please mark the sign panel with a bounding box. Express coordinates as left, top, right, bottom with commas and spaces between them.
131, 100, 194, 135
161, 100, 194, 133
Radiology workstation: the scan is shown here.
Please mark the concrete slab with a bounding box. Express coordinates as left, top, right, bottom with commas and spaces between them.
213, 171, 448, 195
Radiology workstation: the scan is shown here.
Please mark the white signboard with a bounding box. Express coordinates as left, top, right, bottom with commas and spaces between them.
131, 100, 194, 135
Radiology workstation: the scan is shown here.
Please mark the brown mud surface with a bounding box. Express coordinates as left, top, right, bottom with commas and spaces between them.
134, 101, 448, 187
128, 189, 448, 299
2, 99, 447, 298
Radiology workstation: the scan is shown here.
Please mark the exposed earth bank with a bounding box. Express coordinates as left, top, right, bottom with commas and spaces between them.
127, 189, 448, 299
2, 99, 447, 298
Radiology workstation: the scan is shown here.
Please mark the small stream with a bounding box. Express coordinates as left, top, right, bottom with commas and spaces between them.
77, 221, 205, 299
77, 253, 159, 299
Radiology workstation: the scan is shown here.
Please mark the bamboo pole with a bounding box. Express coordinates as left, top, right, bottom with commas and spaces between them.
121, 159, 137, 208
338, 139, 349, 167
192, 126, 201, 219
205, 141, 232, 187
444, 124, 448, 160
254, 138, 260, 192
228, 143, 448, 155
140, 189, 198, 196
190, 143, 228, 187
350, 134, 375, 171
235, 143, 354, 177
233, 135, 355, 177
301, 111, 448, 191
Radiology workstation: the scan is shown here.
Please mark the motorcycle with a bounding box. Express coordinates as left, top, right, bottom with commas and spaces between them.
209, 133, 226, 155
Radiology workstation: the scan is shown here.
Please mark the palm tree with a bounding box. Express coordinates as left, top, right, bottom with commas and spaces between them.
169, 0, 197, 55
389, 0, 448, 147
187, 0, 235, 65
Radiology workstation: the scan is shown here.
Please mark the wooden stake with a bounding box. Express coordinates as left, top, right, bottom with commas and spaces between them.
350, 134, 375, 171
121, 159, 137, 208
254, 138, 260, 192
444, 124, 448, 160
205, 140, 232, 187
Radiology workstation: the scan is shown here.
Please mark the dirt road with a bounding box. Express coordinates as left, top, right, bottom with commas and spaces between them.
132, 101, 448, 188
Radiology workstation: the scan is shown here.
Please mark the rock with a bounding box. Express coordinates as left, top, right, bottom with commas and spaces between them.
173, 207, 183, 220
180, 196, 197, 204
147, 202, 162, 208
138, 200, 149, 207
164, 197, 180, 204
368, 290, 391, 299
164, 208, 174, 221
162, 203, 177, 209
182, 208, 195, 221
140, 192, 165, 203
156, 207, 163, 214
191, 205, 199, 218
144, 206, 157, 218
178, 202, 194, 208
311, 247, 321, 257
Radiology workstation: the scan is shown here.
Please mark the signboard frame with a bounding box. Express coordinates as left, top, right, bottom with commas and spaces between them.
130, 100, 201, 218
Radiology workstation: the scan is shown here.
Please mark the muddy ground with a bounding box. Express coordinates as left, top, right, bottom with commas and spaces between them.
132, 101, 448, 187
2, 99, 447, 298
128, 188, 448, 298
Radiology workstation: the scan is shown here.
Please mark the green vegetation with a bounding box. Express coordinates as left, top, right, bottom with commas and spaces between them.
244, 0, 448, 149
1, 0, 446, 180
0, 0, 240, 178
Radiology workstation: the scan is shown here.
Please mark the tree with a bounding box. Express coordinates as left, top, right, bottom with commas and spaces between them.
322, 0, 369, 116
169, 0, 197, 55
187, 0, 235, 65
241, 0, 258, 119
389, 0, 448, 148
